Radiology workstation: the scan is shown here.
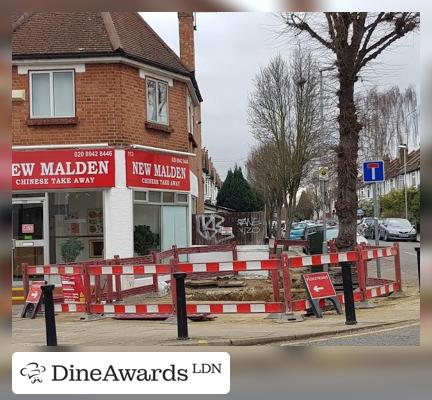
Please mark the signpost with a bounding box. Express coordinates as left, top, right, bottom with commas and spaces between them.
60, 274, 85, 304
21, 281, 45, 319
363, 160, 385, 277
319, 167, 329, 271
302, 272, 341, 318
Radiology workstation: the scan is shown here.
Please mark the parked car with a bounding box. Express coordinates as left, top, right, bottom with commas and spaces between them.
379, 218, 417, 241
362, 219, 383, 239
290, 222, 307, 240
326, 226, 368, 245
357, 217, 377, 237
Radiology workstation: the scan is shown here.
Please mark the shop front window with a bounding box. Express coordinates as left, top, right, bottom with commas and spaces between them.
133, 204, 161, 255
48, 191, 104, 263
133, 191, 189, 254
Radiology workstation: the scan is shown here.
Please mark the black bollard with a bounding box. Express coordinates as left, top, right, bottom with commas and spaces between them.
415, 247, 420, 286
41, 284, 58, 346
340, 262, 357, 325
174, 273, 189, 340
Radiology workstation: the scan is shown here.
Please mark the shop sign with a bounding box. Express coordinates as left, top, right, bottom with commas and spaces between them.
21, 224, 34, 234
60, 274, 85, 304
125, 149, 190, 191
12, 149, 115, 190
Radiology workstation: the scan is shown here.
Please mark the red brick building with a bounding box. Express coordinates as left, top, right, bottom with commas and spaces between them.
12, 12, 204, 276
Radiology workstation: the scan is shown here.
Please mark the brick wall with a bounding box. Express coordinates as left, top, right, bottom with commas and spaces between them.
12, 61, 204, 209
12, 63, 191, 152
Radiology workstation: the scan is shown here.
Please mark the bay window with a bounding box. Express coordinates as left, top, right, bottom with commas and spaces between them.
30, 70, 75, 118
147, 78, 168, 124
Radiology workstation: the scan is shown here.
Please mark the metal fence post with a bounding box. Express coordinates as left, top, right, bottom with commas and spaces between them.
340, 261, 357, 325
174, 273, 189, 340
415, 246, 420, 287
41, 284, 57, 346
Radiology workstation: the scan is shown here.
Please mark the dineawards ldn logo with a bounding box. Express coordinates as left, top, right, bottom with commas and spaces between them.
12, 352, 230, 394
20, 362, 47, 384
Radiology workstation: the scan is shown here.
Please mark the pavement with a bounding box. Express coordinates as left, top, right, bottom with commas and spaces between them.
12, 288, 419, 347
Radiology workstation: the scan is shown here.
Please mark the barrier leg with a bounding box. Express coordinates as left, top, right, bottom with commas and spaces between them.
395, 242, 402, 291
107, 276, 114, 303
162, 259, 178, 324
340, 262, 357, 325
355, 247, 374, 309
174, 273, 189, 340
390, 242, 406, 298
278, 254, 303, 323
271, 270, 280, 302
152, 273, 158, 292
281, 254, 292, 313
41, 284, 57, 346
22, 263, 29, 299
115, 275, 122, 302
95, 275, 101, 302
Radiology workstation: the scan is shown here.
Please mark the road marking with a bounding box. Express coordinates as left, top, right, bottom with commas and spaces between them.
281, 322, 420, 346
405, 252, 416, 256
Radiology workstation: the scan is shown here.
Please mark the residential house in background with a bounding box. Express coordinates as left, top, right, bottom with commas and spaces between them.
201, 148, 223, 212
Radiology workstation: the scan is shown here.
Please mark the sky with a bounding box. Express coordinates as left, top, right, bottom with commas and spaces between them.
141, 12, 420, 179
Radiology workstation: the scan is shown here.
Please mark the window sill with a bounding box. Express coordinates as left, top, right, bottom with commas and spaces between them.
145, 121, 173, 133
27, 117, 78, 126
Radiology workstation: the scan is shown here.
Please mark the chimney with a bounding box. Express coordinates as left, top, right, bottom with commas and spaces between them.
399, 145, 407, 163
178, 12, 195, 72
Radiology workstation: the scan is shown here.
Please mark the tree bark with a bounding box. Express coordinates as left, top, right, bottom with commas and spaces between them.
335, 78, 362, 251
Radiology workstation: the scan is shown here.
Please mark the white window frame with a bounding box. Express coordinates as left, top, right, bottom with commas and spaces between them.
146, 77, 169, 125
29, 69, 75, 118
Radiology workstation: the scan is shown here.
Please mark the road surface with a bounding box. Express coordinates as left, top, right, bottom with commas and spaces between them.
366, 239, 420, 287
280, 323, 420, 346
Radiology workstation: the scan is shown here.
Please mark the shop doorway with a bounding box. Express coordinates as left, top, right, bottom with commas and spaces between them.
12, 196, 49, 279
161, 206, 188, 252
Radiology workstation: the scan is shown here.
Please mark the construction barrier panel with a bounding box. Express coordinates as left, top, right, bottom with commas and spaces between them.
22, 242, 402, 319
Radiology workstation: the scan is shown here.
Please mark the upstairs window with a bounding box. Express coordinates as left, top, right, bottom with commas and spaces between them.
30, 70, 75, 118
147, 78, 168, 125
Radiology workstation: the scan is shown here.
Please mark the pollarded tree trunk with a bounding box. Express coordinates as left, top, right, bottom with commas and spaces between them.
335, 78, 363, 251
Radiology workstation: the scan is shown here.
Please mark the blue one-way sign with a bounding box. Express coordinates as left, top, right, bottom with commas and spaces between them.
363, 160, 385, 183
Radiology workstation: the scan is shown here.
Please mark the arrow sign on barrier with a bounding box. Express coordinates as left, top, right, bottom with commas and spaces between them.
302, 272, 341, 318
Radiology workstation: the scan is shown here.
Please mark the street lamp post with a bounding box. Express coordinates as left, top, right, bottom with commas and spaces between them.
398, 144, 408, 220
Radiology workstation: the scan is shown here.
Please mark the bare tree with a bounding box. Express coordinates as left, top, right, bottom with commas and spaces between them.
248, 49, 326, 238
282, 12, 420, 250
246, 142, 285, 238
358, 85, 419, 161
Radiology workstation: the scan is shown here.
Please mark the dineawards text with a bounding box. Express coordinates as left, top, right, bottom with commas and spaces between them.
52, 364, 189, 382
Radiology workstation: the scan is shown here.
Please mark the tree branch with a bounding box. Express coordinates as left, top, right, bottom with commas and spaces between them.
285, 13, 335, 52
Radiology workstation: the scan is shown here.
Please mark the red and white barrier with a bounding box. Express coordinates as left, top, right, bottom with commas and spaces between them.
53, 281, 398, 315
288, 251, 358, 268
31, 243, 402, 319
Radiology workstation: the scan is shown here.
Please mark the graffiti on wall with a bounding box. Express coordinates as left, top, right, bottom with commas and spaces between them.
193, 211, 265, 245
195, 214, 235, 244
236, 216, 262, 234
